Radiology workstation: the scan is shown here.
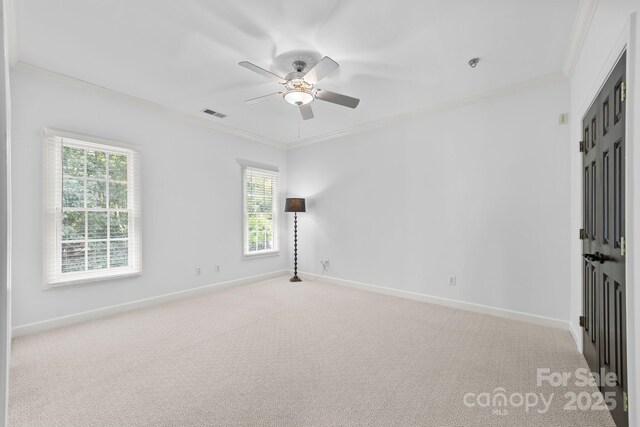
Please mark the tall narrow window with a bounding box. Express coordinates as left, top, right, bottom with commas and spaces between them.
45, 131, 141, 286
243, 166, 279, 256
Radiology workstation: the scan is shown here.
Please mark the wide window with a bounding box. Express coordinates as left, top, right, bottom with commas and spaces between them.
243, 166, 279, 256
44, 131, 141, 286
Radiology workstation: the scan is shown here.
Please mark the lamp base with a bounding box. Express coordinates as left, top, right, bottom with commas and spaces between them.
289, 275, 302, 282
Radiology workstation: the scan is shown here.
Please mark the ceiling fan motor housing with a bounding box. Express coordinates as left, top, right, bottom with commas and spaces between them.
283, 62, 315, 106
284, 72, 308, 83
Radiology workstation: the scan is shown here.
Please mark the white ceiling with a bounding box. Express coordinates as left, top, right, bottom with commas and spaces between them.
15, 0, 581, 146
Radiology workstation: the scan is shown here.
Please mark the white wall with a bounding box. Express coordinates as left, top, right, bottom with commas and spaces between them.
0, 0, 9, 423
287, 82, 571, 321
10, 67, 288, 327
568, 2, 640, 424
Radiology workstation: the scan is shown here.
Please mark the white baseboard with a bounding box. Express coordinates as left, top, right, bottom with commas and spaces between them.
570, 322, 583, 351
14, 269, 573, 338
12, 270, 288, 337
297, 271, 571, 331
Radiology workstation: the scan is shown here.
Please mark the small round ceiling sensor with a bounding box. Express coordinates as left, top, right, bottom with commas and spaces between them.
468, 57, 480, 68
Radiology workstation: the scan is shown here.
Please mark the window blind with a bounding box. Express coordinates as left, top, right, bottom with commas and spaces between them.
243, 166, 279, 256
44, 132, 141, 286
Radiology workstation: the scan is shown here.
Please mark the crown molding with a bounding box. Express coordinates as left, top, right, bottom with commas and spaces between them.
562, 0, 599, 78
12, 62, 568, 152
10, 61, 288, 149
286, 72, 568, 150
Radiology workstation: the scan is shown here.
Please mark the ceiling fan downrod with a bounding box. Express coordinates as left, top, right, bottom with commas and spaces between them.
292, 60, 307, 73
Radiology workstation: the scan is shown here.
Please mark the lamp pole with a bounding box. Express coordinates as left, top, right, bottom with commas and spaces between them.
291, 212, 300, 282
285, 198, 305, 283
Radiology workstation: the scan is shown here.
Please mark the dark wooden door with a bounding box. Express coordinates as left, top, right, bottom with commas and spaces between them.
582, 52, 627, 427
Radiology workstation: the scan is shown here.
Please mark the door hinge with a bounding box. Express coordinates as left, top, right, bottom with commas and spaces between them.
579, 140, 585, 153
623, 391, 628, 412
580, 228, 587, 240
621, 236, 626, 256
621, 81, 626, 103
579, 316, 586, 327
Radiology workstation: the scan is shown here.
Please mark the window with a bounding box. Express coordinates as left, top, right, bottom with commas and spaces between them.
243, 166, 279, 256
44, 130, 141, 286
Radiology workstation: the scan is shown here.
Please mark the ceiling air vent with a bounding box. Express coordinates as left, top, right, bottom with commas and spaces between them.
202, 108, 227, 119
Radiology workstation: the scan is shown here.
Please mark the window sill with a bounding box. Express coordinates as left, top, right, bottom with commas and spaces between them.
243, 251, 280, 260
46, 270, 141, 289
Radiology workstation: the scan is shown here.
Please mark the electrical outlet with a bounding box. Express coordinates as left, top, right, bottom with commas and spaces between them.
215, 265, 221, 273
448, 275, 457, 287
195, 267, 202, 276
558, 113, 569, 125
320, 260, 330, 273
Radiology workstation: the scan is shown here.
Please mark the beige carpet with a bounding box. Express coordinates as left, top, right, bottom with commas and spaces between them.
9, 276, 614, 426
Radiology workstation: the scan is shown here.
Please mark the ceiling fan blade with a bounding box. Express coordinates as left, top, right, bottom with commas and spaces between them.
303, 56, 339, 85
299, 104, 314, 120
239, 61, 286, 83
314, 89, 360, 109
245, 92, 283, 104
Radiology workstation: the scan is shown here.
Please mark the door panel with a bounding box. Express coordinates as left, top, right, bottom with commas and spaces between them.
582, 52, 626, 427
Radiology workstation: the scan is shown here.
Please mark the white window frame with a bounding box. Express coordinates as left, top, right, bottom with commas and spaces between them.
242, 164, 279, 258
44, 129, 142, 287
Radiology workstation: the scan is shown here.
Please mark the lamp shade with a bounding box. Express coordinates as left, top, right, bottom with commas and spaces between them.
285, 198, 306, 213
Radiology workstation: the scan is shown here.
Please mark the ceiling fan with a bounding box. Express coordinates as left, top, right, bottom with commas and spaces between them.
238, 56, 360, 120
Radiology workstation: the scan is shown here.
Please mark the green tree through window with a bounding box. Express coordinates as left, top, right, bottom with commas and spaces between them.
46, 133, 141, 285
61, 146, 130, 272
244, 167, 278, 255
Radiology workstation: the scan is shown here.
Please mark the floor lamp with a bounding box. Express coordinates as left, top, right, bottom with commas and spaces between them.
285, 198, 306, 282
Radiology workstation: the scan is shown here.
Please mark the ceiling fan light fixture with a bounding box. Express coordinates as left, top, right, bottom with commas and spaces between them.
283, 89, 314, 106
